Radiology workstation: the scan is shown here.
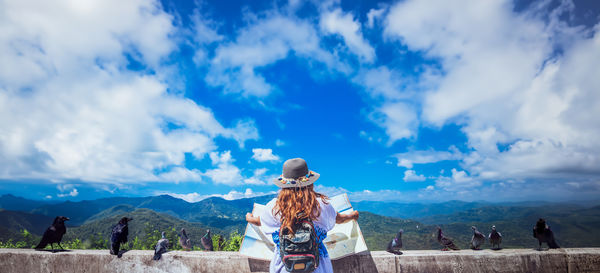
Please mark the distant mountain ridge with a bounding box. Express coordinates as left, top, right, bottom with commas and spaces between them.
1, 194, 600, 250
0, 193, 276, 226
0, 194, 57, 212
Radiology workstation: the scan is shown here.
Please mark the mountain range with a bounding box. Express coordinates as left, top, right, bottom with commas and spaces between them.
1, 194, 599, 250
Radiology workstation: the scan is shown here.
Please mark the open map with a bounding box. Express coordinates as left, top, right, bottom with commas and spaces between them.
239, 193, 368, 260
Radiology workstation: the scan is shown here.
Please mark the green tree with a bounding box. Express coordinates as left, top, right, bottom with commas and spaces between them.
222, 231, 243, 251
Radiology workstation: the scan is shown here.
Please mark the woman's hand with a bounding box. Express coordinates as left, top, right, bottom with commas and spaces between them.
246, 213, 261, 226
336, 211, 359, 224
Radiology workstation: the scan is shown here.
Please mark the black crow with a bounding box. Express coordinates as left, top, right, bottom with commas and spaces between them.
179, 228, 192, 251
35, 216, 70, 251
437, 227, 460, 251
201, 229, 213, 251
110, 217, 132, 255
489, 225, 502, 250
471, 226, 485, 250
533, 218, 560, 250
153, 232, 169, 260
386, 229, 403, 255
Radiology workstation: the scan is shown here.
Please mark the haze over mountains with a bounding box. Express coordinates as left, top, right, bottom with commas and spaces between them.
1, 194, 599, 250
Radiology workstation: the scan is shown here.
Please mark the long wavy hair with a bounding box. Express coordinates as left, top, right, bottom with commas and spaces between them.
273, 184, 329, 234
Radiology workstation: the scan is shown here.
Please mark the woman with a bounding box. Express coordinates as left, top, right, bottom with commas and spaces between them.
246, 158, 359, 273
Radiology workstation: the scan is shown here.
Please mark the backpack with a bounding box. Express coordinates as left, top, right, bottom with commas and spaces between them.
279, 215, 320, 272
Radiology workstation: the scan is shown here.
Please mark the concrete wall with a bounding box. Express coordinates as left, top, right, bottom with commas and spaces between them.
1, 248, 599, 273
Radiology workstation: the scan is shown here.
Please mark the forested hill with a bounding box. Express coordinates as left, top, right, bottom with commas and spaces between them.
0, 194, 275, 226
1, 194, 600, 250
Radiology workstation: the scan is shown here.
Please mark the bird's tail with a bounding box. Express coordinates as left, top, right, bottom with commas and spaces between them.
110, 243, 119, 255
34, 240, 47, 249
449, 243, 460, 250
548, 240, 560, 249
153, 252, 162, 260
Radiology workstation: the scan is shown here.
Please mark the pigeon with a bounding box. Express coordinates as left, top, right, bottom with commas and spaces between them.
35, 216, 70, 251
153, 232, 169, 260
201, 229, 213, 251
386, 229, 403, 255
488, 225, 502, 250
437, 227, 460, 251
470, 226, 485, 250
533, 218, 560, 250
110, 217, 132, 255
179, 228, 192, 251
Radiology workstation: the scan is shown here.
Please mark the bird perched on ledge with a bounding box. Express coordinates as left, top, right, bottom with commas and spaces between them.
153, 232, 169, 260
437, 227, 460, 251
533, 218, 560, 250
110, 217, 132, 256
179, 228, 192, 251
35, 216, 70, 252
386, 229, 403, 255
489, 225, 502, 250
201, 229, 213, 251
471, 226, 485, 250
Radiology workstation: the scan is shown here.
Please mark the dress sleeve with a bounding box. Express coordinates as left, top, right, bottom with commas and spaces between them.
320, 200, 337, 232
259, 198, 280, 235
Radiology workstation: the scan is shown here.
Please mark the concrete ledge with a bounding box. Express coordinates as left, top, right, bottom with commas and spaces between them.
0, 248, 599, 273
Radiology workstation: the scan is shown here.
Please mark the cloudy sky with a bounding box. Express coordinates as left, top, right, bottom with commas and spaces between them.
1, 0, 599, 203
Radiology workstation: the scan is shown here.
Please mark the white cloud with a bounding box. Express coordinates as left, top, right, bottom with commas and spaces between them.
320, 8, 376, 62
243, 168, 274, 185
275, 139, 286, 147
206, 14, 344, 97
403, 169, 426, 182
435, 168, 480, 190
204, 151, 275, 185
252, 148, 280, 162
204, 151, 243, 185
394, 147, 462, 169
348, 189, 409, 202
382, 0, 600, 186
0, 0, 258, 184
354, 66, 409, 101
190, 8, 224, 65
368, 102, 418, 145
366, 8, 386, 28
166, 188, 276, 202
314, 185, 349, 197
57, 188, 79, 198
44, 195, 53, 199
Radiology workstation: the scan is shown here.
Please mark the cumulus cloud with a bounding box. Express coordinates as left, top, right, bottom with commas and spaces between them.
0, 0, 258, 184
57, 188, 79, 198
204, 151, 243, 185
203, 151, 275, 185
393, 147, 462, 169
366, 8, 386, 28
206, 14, 344, 97
243, 168, 276, 185
380, 0, 600, 192
314, 185, 349, 197
403, 170, 426, 182
165, 188, 276, 202
252, 148, 280, 162
320, 8, 376, 62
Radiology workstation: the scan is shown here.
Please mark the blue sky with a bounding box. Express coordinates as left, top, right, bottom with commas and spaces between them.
1, 0, 600, 203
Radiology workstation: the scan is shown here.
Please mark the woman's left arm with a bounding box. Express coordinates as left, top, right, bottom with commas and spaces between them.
336, 211, 359, 224
246, 213, 261, 226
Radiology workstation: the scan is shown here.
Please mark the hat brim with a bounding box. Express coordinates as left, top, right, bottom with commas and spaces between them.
273, 171, 320, 188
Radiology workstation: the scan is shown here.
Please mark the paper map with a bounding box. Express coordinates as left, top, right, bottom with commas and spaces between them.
239, 193, 368, 260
